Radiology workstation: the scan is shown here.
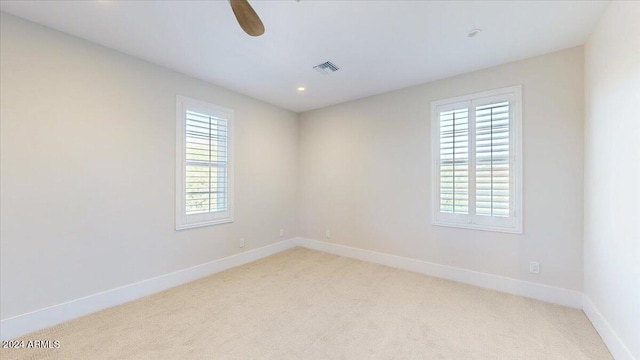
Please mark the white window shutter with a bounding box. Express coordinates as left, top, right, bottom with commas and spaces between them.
176, 96, 234, 230
439, 108, 470, 215
431, 85, 522, 234
185, 110, 229, 215
475, 101, 510, 217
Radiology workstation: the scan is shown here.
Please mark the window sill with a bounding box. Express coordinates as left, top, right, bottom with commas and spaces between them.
432, 220, 523, 234
176, 217, 234, 231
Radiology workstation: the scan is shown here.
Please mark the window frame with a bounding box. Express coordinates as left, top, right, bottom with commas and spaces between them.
431, 85, 523, 234
175, 95, 234, 230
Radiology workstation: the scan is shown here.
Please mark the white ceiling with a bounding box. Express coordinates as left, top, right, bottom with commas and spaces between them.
1, 0, 609, 112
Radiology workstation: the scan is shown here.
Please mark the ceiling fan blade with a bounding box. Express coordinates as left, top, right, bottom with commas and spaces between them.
229, 0, 265, 37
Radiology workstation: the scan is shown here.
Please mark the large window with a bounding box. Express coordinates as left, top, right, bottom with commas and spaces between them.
176, 96, 233, 230
431, 86, 522, 233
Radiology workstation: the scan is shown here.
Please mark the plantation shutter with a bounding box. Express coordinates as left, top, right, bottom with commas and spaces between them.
432, 85, 521, 233
439, 107, 470, 214
475, 101, 510, 217
184, 110, 228, 215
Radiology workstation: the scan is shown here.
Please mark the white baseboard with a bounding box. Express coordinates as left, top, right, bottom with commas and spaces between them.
294, 237, 583, 309
5, 236, 628, 359
0, 238, 298, 341
583, 295, 637, 360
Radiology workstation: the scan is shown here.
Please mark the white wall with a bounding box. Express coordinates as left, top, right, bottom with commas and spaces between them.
4, 6, 639, 356
584, 2, 640, 359
0, 13, 299, 320
299, 47, 585, 291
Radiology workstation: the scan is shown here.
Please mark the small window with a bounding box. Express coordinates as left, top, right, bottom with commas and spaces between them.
431, 86, 522, 233
176, 96, 233, 230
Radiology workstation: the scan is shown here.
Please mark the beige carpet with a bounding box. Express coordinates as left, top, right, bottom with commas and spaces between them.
1, 248, 612, 359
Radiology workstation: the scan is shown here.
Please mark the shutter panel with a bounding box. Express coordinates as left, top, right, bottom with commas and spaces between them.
185, 110, 228, 215
475, 101, 510, 217
439, 108, 469, 214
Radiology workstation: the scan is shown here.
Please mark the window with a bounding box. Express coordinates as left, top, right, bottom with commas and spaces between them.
176, 96, 233, 230
431, 85, 522, 233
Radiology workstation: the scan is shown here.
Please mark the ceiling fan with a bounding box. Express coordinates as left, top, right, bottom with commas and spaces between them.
229, 0, 265, 37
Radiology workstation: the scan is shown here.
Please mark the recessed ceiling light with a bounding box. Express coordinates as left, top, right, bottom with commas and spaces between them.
297, 87, 306, 92
467, 29, 482, 38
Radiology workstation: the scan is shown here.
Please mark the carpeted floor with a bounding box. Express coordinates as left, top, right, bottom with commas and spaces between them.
1, 248, 612, 359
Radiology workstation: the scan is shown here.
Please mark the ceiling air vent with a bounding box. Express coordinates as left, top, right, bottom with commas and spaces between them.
313, 61, 340, 75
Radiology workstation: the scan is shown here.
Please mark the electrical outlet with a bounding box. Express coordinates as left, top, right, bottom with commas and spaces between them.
239, 238, 245, 248
529, 261, 540, 274
279, 229, 284, 237
325, 229, 331, 238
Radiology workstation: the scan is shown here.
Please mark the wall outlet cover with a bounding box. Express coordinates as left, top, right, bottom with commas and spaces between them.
529, 261, 540, 274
